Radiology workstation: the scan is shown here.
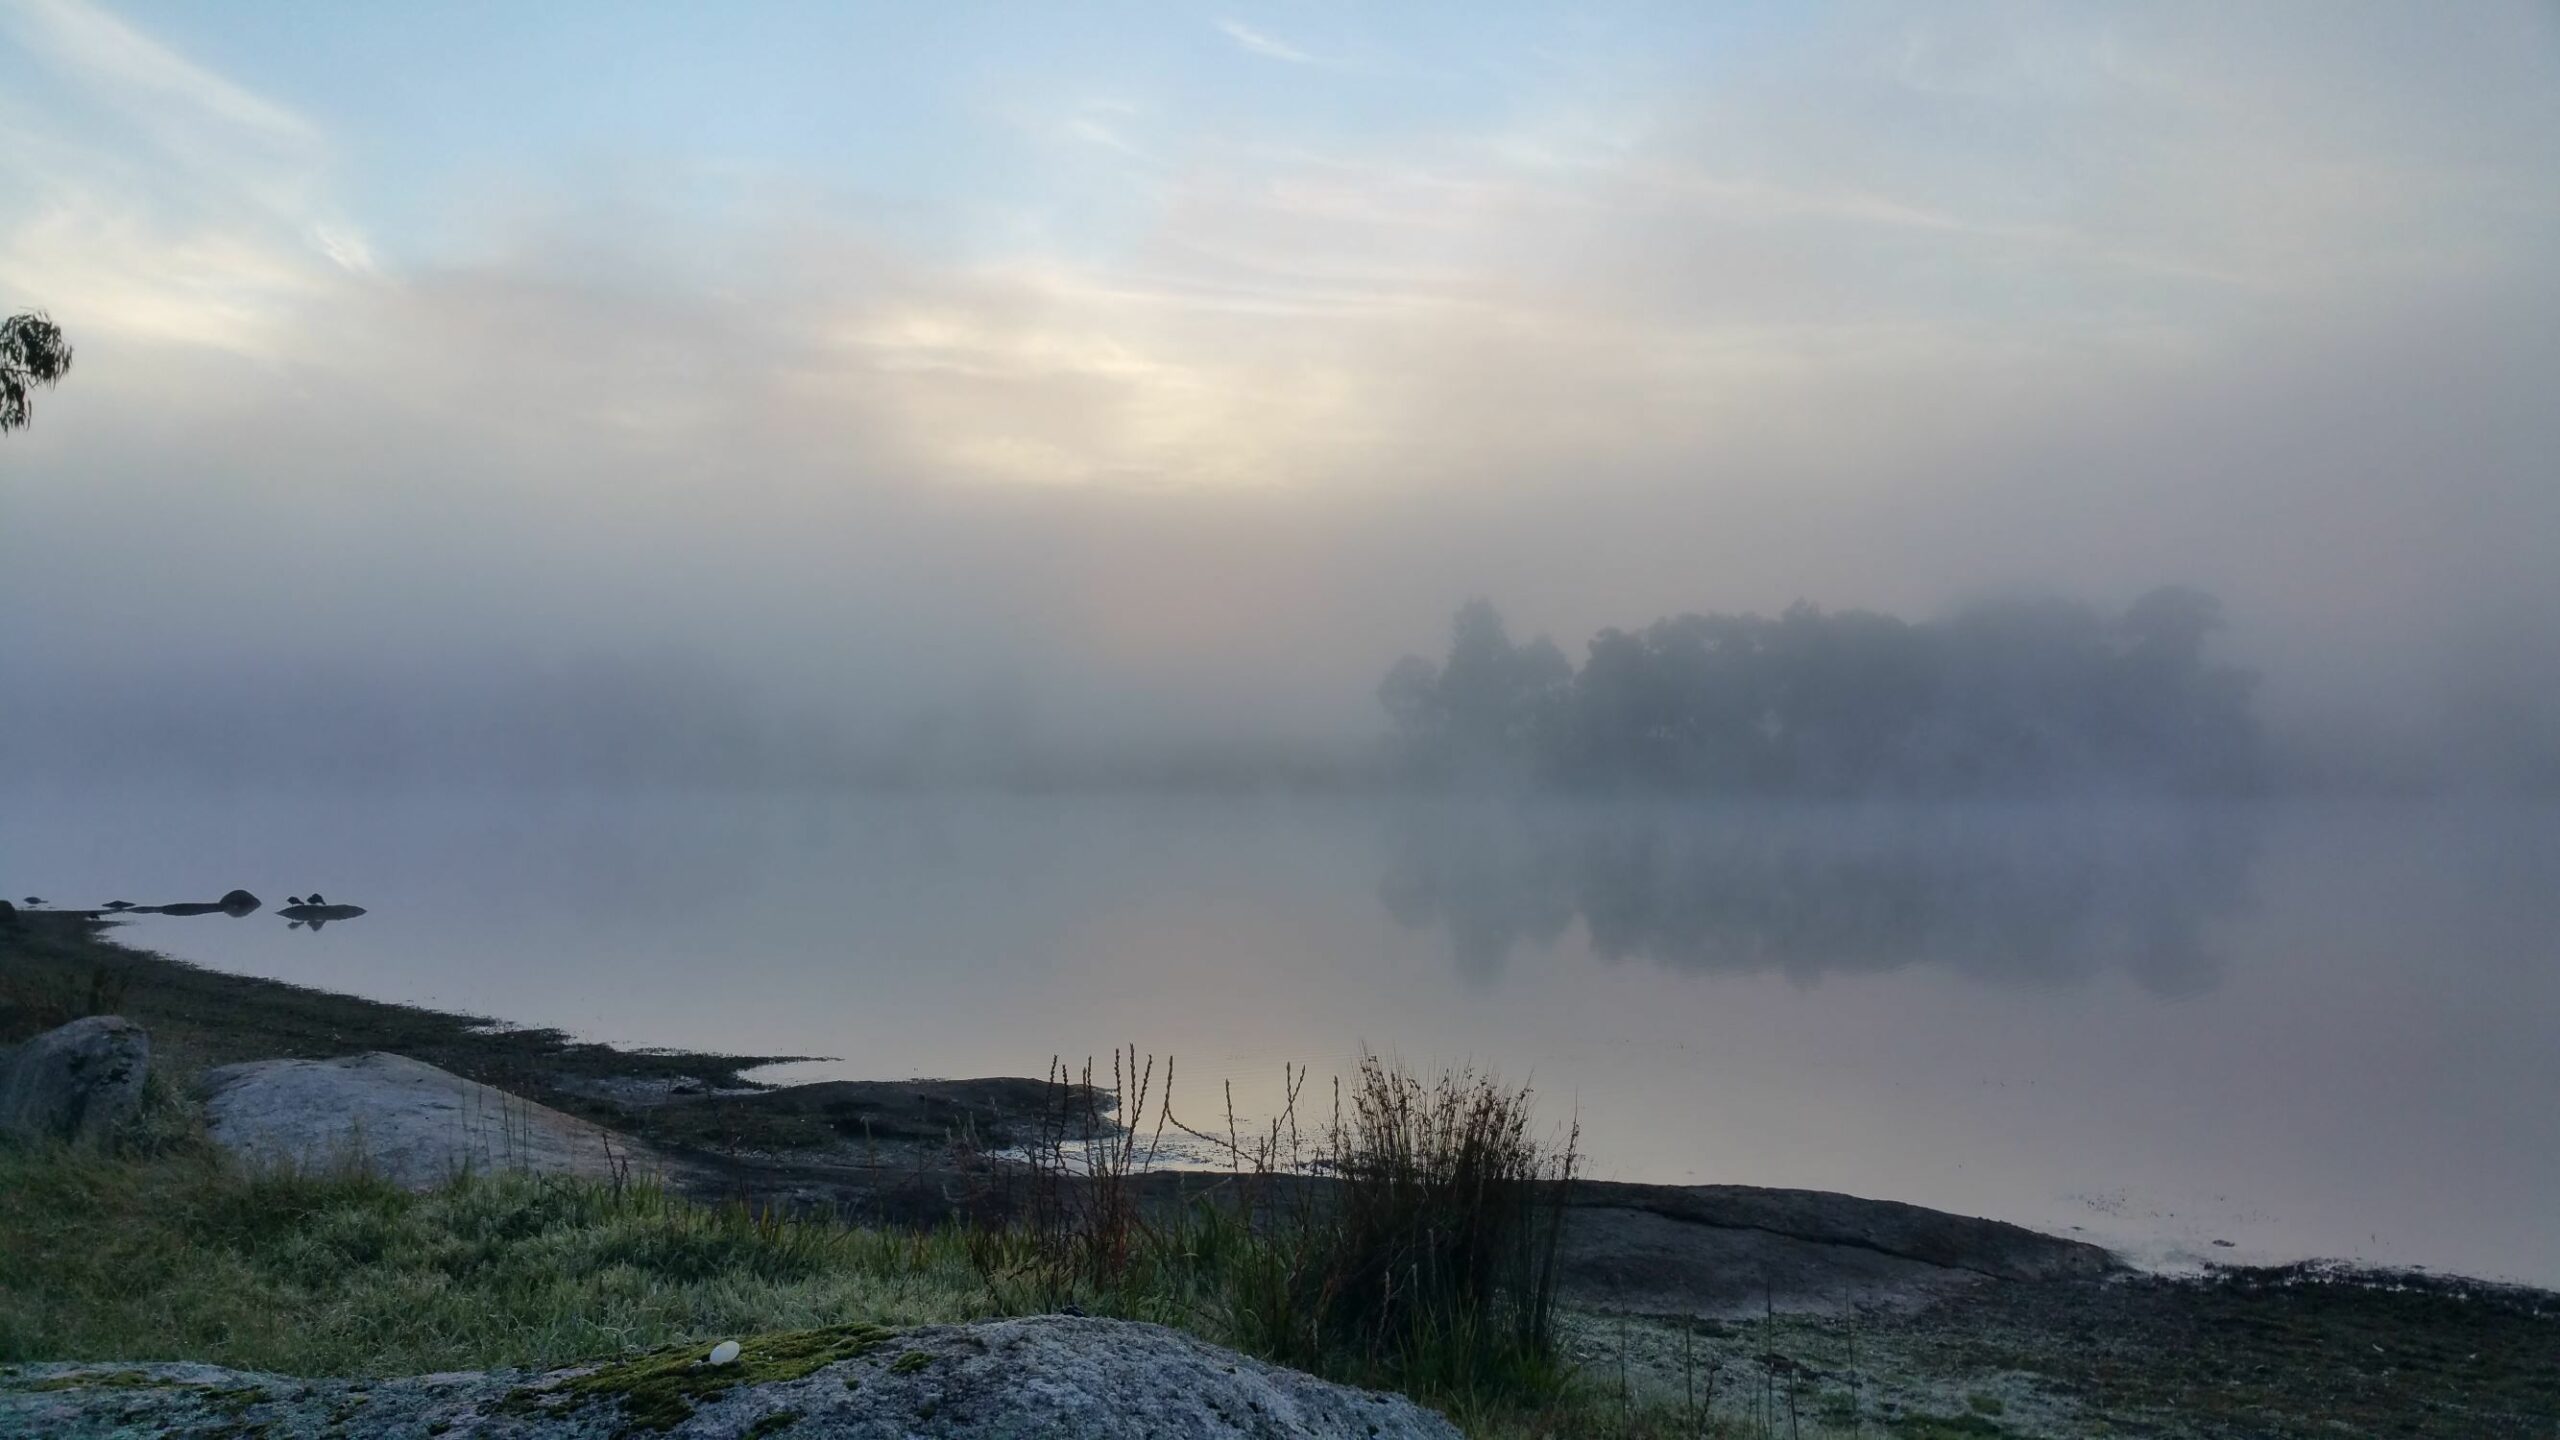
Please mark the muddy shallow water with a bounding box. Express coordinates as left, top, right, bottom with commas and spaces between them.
5, 787, 2555, 1285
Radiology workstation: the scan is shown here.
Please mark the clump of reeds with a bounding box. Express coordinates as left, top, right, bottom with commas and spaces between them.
964, 1047, 1163, 1310
961, 1047, 1576, 1411
1233, 1055, 1578, 1405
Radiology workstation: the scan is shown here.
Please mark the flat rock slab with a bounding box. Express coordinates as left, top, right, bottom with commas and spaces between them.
1607, 1183, 2117, 1281
0, 1015, 149, 1146
0, 1316, 1461, 1439
199, 1051, 666, 1189
1553, 1183, 2117, 1318
1560, 1205, 1994, 1317
1125, 1170, 2116, 1320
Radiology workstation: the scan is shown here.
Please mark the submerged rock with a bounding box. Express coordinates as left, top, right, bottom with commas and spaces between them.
0, 1015, 150, 1146
198, 1051, 666, 1189
0, 1316, 1461, 1438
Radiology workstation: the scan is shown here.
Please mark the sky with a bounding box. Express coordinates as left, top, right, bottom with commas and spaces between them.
3, 0, 2557, 779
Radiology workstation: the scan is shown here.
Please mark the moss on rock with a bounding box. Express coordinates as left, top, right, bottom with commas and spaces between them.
514, 1322, 901, 1432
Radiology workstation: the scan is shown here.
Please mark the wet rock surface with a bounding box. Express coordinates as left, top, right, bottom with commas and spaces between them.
0, 1317, 1463, 1439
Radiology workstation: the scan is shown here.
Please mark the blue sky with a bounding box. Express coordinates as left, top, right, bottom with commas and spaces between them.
19, 2, 1775, 264
2, 0, 2557, 758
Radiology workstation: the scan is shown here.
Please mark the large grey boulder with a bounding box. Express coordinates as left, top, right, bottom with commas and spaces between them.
0, 1015, 149, 1146
0, 1316, 1462, 1438
199, 1051, 666, 1189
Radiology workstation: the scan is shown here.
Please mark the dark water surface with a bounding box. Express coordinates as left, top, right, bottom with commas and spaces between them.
7, 788, 2554, 1285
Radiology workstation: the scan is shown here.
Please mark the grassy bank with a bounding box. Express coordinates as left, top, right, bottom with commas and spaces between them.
21, 1136, 2548, 1438
0, 1148, 989, 1376
1, 916, 1608, 1433
0, 1099, 1646, 1437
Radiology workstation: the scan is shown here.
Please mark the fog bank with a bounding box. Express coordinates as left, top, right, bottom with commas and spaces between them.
4, 1, 2555, 789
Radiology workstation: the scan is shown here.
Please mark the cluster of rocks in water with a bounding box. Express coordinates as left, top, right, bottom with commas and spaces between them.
0, 890, 365, 926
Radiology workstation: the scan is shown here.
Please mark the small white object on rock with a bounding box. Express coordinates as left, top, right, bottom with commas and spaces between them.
707, 1340, 741, 1367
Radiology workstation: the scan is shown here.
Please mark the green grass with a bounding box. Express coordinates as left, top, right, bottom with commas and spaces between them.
0, 1144, 997, 1377
0, 1109, 1736, 1438
0, 1141, 1620, 1434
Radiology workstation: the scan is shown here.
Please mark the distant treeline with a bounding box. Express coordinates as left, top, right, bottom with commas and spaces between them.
1379, 590, 2262, 794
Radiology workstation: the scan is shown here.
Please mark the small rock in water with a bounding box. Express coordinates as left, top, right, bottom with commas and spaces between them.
707, 1340, 741, 1366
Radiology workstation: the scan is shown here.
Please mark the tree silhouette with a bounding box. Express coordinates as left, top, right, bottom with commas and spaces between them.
1384, 590, 2264, 795
1377, 600, 1573, 777
2, 311, 74, 434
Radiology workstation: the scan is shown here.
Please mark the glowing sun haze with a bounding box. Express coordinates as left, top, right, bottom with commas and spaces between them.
2, 0, 2555, 772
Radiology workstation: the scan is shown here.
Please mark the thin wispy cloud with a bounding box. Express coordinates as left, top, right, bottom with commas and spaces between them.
1216, 18, 1317, 65
0, 0, 367, 352
2, 0, 314, 144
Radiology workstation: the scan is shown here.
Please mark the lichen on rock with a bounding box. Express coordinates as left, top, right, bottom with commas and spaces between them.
2, 1316, 1464, 1438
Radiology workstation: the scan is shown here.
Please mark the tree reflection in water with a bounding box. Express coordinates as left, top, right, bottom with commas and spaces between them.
1379, 802, 2258, 995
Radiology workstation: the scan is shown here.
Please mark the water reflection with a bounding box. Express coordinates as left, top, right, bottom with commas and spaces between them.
280, 902, 369, 932
1380, 803, 2259, 994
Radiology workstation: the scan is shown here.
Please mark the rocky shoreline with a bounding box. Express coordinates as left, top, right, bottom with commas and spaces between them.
2, 912, 2114, 1315
5, 910, 2555, 1435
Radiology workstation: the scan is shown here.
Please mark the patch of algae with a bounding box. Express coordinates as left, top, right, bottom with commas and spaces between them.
506, 1324, 902, 1433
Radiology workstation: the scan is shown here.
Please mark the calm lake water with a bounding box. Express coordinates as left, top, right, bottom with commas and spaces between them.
7, 788, 2556, 1287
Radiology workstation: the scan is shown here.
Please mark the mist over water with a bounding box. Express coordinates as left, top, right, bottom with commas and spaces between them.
9, 785, 2554, 1286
